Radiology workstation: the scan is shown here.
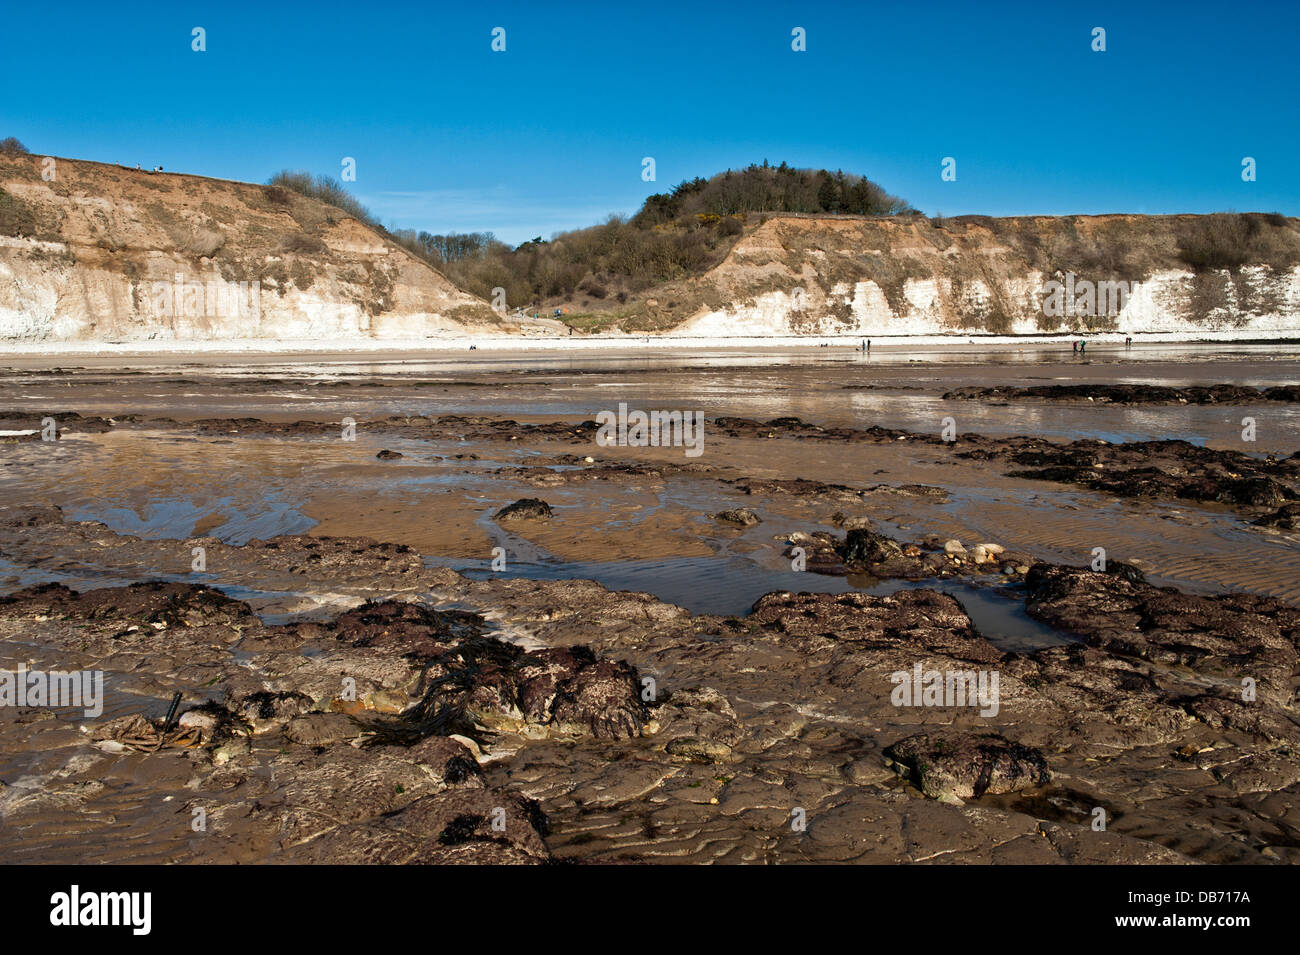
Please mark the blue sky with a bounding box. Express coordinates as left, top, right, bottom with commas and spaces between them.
3, 0, 1297, 244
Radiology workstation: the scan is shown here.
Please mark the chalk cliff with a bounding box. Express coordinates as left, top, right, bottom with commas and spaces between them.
3, 152, 1297, 346
0, 153, 499, 345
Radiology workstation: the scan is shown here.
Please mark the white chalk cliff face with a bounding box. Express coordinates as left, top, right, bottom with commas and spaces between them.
671, 266, 1300, 338
0, 155, 498, 344
668, 216, 1300, 339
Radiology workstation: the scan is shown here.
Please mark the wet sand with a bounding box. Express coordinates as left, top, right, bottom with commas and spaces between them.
1, 344, 1297, 864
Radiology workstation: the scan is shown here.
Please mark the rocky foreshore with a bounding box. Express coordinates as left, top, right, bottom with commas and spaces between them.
942, 383, 1300, 405
1, 510, 1296, 864
2, 352, 1297, 866
8, 408, 1297, 521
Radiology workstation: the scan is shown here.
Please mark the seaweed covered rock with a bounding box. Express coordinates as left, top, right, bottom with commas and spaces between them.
336, 599, 467, 661
0, 580, 255, 629
942, 383, 1292, 405
282, 788, 551, 864
494, 498, 554, 521
714, 507, 761, 526
749, 589, 1001, 664
550, 658, 647, 739
1024, 563, 1300, 705
968, 437, 1300, 515
325, 602, 651, 741
883, 731, 1050, 804
1254, 502, 1300, 531
840, 527, 905, 565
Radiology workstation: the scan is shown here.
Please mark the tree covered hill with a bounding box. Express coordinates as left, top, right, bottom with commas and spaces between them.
271, 162, 916, 312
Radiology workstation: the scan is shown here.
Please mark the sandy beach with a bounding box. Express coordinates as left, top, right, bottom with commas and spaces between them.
1, 328, 1298, 362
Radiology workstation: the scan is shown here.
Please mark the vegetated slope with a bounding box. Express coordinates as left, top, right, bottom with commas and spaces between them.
387, 163, 917, 326
0, 152, 500, 345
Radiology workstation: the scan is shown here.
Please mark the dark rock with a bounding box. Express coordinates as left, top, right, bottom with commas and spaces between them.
883, 731, 1050, 803
514, 646, 595, 723
830, 511, 873, 530
321, 602, 651, 742
0, 504, 66, 527
728, 476, 865, 503
750, 589, 1002, 663
402, 736, 485, 786
1104, 560, 1147, 583
840, 527, 905, 565
236, 691, 316, 734
1254, 502, 1300, 530
714, 507, 761, 526
665, 737, 733, 763
987, 438, 1300, 515
337, 600, 464, 661
0, 580, 255, 629
285, 712, 365, 746
494, 498, 553, 521
1025, 563, 1300, 705
943, 383, 1294, 405
281, 787, 551, 864
551, 659, 648, 740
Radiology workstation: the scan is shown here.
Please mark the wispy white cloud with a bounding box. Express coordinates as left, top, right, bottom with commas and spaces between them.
360, 186, 627, 246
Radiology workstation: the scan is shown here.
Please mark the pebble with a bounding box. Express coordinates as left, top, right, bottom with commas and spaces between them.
365, 689, 408, 714
213, 737, 250, 765
178, 710, 219, 734
666, 737, 732, 763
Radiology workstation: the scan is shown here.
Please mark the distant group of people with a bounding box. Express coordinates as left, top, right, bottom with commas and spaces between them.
1072, 336, 1134, 354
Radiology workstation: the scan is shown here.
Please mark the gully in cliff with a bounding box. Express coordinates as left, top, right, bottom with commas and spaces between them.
1040, 271, 1131, 319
